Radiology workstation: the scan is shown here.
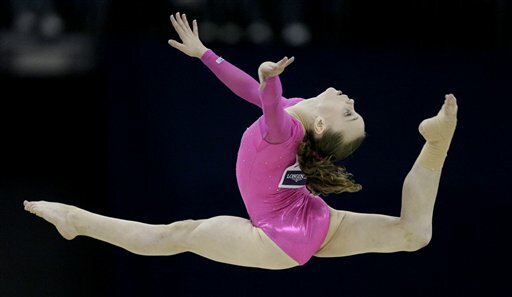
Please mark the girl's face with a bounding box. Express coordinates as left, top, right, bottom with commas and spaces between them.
315, 87, 365, 142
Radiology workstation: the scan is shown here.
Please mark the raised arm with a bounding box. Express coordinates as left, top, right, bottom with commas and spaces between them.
168, 12, 262, 107
258, 57, 296, 144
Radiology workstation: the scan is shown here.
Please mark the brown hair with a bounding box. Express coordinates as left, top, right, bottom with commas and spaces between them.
297, 129, 365, 196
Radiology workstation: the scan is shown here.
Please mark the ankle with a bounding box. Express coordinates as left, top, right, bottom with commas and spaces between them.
417, 142, 447, 171
66, 207, 83, 235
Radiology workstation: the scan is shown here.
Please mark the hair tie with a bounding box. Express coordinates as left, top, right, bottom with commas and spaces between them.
311, 151, 323, 161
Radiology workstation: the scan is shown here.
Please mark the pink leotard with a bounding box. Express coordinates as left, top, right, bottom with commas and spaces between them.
201, 50, 330, 265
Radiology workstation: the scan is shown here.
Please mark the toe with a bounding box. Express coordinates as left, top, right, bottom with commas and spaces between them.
24, 201, 31, 211
28, 202, 37, 213
446, 94, 456, 104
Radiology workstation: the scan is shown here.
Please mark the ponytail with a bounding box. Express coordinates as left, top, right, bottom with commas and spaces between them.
297, 130, 365, 196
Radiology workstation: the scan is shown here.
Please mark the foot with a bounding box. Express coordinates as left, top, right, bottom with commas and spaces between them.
418, 94, 458, 143
24, 200, 78, 240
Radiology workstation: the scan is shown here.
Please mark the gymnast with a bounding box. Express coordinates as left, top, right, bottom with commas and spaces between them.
24, 12, 458, 270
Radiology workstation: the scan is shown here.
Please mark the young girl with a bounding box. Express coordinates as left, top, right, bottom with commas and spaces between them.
24, 12, 458, 270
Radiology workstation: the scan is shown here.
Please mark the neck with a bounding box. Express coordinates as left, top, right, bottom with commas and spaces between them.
285, 97, 318, 133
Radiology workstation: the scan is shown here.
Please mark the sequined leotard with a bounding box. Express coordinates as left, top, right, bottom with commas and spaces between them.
201, 50, 330, 265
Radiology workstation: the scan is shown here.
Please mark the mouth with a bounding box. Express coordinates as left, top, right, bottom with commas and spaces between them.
334, 89, 355, 104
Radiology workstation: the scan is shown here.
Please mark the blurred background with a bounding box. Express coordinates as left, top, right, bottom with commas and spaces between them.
1, 0, 511, 296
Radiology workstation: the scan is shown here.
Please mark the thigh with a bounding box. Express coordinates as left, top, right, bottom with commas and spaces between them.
315, 207, 407, 258
187, 216, 299, 270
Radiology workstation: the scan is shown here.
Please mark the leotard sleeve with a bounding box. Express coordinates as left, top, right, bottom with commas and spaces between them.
259, 76, 293, 144
200, 49, 262, 108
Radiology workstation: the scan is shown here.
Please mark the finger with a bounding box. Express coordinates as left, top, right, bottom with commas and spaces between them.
175, 12, 190, 36
276, 56, 288, 66
283, 56, 295, 67
170, 14, 186, 38
174, 12, 189, 36
182, 14, 193, 33
275, 56, 294, 70
168, 39, 186, 52
193, 19, 199, 36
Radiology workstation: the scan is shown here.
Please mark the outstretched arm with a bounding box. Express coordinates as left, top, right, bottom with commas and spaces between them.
258, 57, 296, 143
168, 12, 262, 108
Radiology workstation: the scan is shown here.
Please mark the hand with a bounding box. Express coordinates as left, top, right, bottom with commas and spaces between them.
258, 56, 295, 85
168, 12, 208, 58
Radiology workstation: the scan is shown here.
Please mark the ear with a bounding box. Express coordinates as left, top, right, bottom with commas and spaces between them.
313, 116, 326, 136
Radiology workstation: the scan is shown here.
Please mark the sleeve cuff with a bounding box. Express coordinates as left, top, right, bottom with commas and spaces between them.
264, 76, 279, 84
200, 49, 214, 62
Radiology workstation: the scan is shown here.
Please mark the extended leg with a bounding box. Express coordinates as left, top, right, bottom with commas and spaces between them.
401, 94, 458, 232
316, 94, 458, 257
23, 201, 298, 270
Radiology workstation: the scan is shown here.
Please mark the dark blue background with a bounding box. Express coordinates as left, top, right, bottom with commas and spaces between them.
2, 1, 511, 296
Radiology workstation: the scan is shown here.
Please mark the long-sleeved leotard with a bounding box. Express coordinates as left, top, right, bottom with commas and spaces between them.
201, 50, 330, 265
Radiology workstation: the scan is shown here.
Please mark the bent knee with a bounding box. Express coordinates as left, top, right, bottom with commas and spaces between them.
402, 229, 432, 251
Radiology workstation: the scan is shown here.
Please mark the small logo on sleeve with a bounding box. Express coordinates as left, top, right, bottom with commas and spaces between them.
216, 57, 224, 64
278, 161, 306, 188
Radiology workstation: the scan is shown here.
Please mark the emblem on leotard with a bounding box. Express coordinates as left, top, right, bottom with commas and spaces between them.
278, 160, 306, 188
216, 57, 224, 64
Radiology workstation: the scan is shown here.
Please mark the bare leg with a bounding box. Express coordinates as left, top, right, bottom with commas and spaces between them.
316, 95, 458, 257
23, 201, 298, 270
401, 94, 457, 231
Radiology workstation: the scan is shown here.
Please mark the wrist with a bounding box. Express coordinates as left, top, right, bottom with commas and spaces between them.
258, 69, 266, 85
197, 46, 209, 58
